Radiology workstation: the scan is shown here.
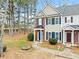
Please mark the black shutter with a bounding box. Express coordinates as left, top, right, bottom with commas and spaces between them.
59, 17, 61, 24
52, 18, 55, 25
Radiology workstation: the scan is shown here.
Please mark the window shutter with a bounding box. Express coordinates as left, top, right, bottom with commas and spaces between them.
52, 18, 55, 25
59, 32, 61, 41
59, 17, 61, 24
46, 18, 48, 25
65, 17, 67, 23
71, 17, 73, 23
52, 32, 55, 38
46, 32, 48, 40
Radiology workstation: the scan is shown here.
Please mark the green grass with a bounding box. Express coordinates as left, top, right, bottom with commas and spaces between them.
4, 37, 32, 48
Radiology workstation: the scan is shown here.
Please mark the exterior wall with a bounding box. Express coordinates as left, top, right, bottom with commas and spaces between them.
44, 17, 62, 42
45, 25, 61, 32
61, 15, 79, 27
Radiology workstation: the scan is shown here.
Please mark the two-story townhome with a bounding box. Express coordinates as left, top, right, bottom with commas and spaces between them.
58, 4, 79, 46
34, 4, 62, 43
34, 4, 79, 46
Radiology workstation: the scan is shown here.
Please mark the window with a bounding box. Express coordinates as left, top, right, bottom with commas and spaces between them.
55, 32, 61, 41
71, 17, 73, 23
38, 18, 42, 25
49, 32, 52, 39
48, 18, 52, 25
65, 17, 67, 23
55, 18, 59, 24
55, 32, 59, 40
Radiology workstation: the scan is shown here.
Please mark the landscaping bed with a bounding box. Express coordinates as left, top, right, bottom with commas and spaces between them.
39, 42, 65, 51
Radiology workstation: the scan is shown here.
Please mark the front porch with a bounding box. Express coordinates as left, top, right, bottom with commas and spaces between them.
34, 28, 45, 42
63, 25, 79, 46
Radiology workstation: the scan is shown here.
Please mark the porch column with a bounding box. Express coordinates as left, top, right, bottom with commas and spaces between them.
72, 30, 74, 46
45, 30, 46, 41
63, 30, 66, 45
34, 30, 35, 42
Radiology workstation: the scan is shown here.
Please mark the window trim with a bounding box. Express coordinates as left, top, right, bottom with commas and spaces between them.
55, 17, 59, 24
38, 18, 42, 25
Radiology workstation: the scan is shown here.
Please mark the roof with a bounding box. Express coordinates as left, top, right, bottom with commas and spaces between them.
36, 4, 61, 17
57, 4, 79, 16
70, 25, 79, 29
36, 4, 79, 17
63, 25, 79, 30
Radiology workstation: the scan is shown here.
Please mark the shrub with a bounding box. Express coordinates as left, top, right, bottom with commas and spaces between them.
27, 33, 34, 41
49, 38, 57, 45
3, 46, 7, 52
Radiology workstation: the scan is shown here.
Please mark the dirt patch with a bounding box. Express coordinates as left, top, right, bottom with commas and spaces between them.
71, 47, 79, 55
0, 48, 67, 59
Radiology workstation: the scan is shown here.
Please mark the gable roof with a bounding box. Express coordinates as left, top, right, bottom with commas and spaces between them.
36, 4, 61, 17
57, 4, 79, 16
36, 4, 79, 17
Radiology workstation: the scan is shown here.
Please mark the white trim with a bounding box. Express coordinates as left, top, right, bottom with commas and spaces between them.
34, 30, 35, 42
78, 32, 79, 44
34, 28, 44, 30
63, 30, 66, 45
72, 30, 74, 46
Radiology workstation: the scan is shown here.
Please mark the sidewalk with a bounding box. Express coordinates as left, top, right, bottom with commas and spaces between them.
32, 42, 79, 59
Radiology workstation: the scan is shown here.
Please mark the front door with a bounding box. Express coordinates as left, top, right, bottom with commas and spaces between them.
37, 31, 43, 42
67, 32, 71, 42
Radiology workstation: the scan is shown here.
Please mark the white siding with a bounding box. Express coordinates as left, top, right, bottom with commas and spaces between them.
45, 25, 61, 32
61, 15, 79, 27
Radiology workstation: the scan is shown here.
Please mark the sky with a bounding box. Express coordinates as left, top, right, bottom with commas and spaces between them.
36, 0, 79, 11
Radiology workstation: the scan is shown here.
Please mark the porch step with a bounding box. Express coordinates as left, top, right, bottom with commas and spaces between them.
65, 43, 72, 48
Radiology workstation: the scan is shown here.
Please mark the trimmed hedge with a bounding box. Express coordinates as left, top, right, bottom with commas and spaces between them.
27, 33, 34, 41
49, 38, 57, 45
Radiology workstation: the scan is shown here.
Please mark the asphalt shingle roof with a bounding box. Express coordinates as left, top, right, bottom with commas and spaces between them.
57, 4, 79, 16
70, 25, 79, 29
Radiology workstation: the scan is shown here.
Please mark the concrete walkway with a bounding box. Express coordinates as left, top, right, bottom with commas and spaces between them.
32, 42, 79, 59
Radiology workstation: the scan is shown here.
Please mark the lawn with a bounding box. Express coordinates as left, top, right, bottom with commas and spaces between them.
3, 37, 32, 48
39, 42, 65, 51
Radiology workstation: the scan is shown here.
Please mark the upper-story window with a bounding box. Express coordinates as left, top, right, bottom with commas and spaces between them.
65, 17, 67, 23
55, 17, 59, 24
46, 17, 60, 25
48, 18, 52, 25
38, 18, 42, 25
71, 17, 73, 23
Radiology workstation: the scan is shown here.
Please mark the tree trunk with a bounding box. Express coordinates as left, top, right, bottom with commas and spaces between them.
24, 6, 26, 34
26, 5, 29, 33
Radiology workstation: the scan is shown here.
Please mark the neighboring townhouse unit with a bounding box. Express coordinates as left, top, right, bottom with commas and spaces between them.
34, 4, 79, 46
59, 4, 79, 46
